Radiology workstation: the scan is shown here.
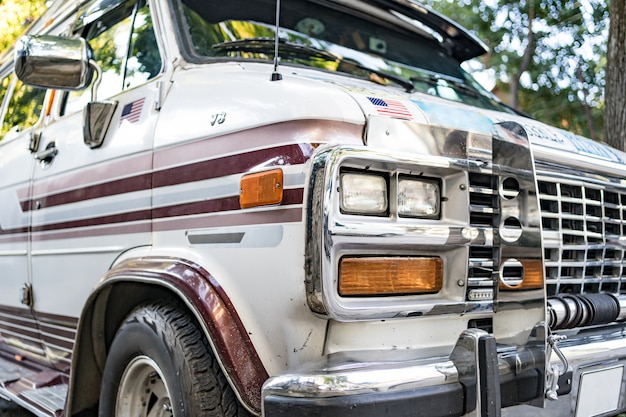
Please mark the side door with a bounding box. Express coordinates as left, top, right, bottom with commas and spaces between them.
0, 68, 48, 361
29, 0, 164, 370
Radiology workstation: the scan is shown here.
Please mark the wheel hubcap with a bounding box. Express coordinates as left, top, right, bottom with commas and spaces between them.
116, 355, 173, 417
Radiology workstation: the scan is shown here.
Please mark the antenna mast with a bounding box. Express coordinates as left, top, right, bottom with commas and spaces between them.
271, 0, 282, 81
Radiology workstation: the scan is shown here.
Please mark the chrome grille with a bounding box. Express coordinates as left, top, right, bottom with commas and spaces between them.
538, 175, 626, 297
468, 172, 497, 294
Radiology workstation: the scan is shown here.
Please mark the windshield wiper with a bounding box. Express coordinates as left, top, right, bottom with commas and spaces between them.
410, 73, 480, 98
213, 37, 337, 61
346, 60, 415, 93
213, 38, 415, 93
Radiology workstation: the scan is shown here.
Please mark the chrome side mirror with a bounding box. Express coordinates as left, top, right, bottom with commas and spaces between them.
14, 35, 94, 90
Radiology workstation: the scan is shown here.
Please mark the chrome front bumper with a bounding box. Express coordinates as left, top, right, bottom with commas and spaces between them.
262, 328, 626, 417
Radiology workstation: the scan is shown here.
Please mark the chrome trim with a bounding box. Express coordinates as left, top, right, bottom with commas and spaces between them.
14, 35, 94, 90
537, 167, 626, 298
306, 122, 545, 327
263, 353, 458, 400
305, 145, 477, 320
263, 330, 626, 416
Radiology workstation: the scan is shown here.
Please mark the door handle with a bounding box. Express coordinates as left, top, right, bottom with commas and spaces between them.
35, 141, 58, 165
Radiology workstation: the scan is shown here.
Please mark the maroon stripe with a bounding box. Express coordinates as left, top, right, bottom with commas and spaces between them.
26, 152, 153, 200
31, 208, 153, 233
31, 188, 303, 235
21, 174, 152, 212
0, 234, 29, 244
153, 188, 303, 219
31, 222, 150, 242
0, 323, 41, 340
0, 325, 39, 343
22, 144, 309, 212
0, 226, 29, 236
39, 326, 77, 342
0, 314, 37, 328
35, 311, 79, 327
153, 144, 311, 188
40, 334, 75, 351
0, 311, 38, 329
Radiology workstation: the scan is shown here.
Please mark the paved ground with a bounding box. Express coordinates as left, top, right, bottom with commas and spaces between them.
0, 398, 35, 416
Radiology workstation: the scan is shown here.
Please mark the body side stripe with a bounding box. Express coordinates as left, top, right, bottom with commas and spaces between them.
21, 144, 310, 212
30, 188, 303, 234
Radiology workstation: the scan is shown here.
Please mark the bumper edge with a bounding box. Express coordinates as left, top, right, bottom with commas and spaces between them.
264, 383, 464, 417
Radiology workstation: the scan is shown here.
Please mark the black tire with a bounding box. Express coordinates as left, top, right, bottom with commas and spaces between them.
98, 302, 251, 417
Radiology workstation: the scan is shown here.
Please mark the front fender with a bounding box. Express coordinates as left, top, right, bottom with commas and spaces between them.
66, 256, 268, 416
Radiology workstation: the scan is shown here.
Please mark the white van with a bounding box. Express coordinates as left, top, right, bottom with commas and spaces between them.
1, 0, 625, 416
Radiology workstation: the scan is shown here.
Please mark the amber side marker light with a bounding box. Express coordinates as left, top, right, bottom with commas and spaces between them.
499, 258, 544, 290
240, 168, 283, 209
339, 257, 443, 296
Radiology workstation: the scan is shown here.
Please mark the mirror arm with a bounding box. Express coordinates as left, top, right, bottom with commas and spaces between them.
89, 59, 102, 102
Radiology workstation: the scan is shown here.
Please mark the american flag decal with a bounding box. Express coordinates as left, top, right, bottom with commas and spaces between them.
367, 96, 413, 119
119, 98, 145, 125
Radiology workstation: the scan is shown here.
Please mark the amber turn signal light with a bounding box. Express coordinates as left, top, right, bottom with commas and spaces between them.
240, 168, 283, 209
499, 258, 544, 290
339, 257, 443, 296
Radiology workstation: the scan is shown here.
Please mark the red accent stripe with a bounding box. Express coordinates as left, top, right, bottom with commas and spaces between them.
22, 174, 152, 212
31, 222, 151, 242
29, 188, 303, 235
21, 144, 309, 212
153, 144, 311, 188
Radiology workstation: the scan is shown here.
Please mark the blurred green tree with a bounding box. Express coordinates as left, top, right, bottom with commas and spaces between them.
423, 0, 607, 142
0, 0, 47, 53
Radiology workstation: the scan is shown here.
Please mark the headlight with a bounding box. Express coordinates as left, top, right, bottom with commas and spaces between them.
340, 172, 388, 215
398, 177, 440, 218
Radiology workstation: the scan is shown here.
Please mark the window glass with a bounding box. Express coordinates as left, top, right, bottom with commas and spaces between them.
126, 3, 162, 89
0, 74, 10, 108
176, 0, 510, 112
88, 14, 133, 98
65, 9, 133, 115
64, 0, 161, 115
1, 78, 45, 139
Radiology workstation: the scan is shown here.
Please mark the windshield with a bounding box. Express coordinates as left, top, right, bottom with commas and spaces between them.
174, 0, 510, 112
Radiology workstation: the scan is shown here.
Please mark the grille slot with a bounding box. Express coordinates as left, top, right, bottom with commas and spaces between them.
538, 176, 626, 297
468, 173, 498, 294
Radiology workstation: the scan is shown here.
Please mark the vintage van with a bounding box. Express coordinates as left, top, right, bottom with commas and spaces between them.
1, 0, 625, 416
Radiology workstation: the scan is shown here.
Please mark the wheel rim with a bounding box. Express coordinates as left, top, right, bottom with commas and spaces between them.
116, 355, 173, 417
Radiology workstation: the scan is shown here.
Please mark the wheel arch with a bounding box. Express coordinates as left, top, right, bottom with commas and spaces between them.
66, 256, 268, 416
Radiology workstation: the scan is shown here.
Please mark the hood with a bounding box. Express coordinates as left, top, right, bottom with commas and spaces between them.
163, 63, 624, 178
333, 81, 626, 177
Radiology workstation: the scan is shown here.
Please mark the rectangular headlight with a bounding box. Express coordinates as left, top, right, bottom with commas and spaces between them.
398, 177, 440, 218
340, 172, 388, 215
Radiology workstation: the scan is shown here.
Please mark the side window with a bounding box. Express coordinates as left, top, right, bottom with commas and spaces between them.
126, 4, 161, 89
0, 76, 46, 140
0, 74, 10, 108
64, 0, 162, 115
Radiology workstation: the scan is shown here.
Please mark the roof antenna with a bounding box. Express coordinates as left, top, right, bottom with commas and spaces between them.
270, 0, 282, 81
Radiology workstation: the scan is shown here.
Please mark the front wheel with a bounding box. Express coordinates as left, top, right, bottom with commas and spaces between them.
99, 302, 250, 417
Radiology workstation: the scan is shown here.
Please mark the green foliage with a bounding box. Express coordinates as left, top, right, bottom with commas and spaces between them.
423, 0, 607, 142
0, 0, 47, 54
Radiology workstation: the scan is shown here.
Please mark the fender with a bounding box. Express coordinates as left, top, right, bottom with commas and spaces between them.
66, 256, 268, 416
